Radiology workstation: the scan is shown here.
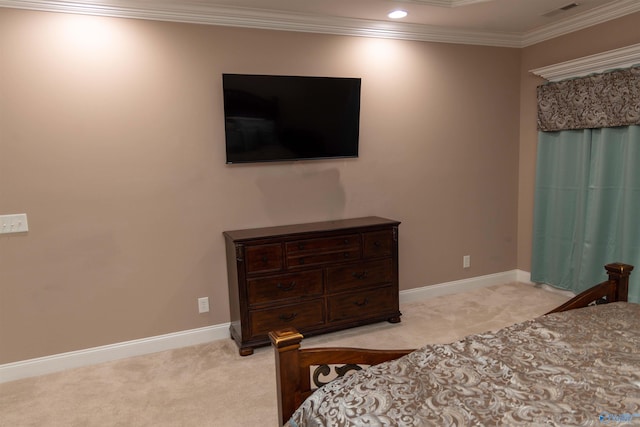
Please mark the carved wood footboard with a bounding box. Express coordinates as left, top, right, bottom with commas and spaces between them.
269, 262, 634, 425
269, 329, 413, 424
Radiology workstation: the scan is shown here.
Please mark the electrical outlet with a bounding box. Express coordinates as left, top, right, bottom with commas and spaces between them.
198, 297, 209, 313
0, 214, 29, 234
463, 255, 471, 269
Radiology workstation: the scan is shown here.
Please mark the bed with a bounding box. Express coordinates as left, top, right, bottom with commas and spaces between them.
269, 262, 637, 426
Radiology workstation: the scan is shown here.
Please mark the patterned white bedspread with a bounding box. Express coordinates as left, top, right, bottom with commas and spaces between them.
287, 302, 640, 426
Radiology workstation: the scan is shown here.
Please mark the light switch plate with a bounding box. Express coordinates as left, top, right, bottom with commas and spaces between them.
0, 214, 29, 234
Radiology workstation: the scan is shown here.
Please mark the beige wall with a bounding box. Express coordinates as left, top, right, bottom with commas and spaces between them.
1, 6, 517, 364
517, 12, 640, 272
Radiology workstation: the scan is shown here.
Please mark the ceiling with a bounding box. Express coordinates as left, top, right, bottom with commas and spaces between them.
1, 0, 639, 47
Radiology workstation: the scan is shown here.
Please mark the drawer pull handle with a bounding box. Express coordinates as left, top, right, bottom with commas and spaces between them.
354, 298, 369, 307
261, 256, 268, 263
352, 271, 368, 280
344, 239, 349, 244
374, 241, 381, 247
344, 252, 350, 258
299, 258, 305, 265
279, 313, 298, 322
277, 281, 296, 291
298, 243, 305, 250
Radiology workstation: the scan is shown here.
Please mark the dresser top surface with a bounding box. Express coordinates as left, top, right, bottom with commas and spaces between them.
223, 216, 400, 242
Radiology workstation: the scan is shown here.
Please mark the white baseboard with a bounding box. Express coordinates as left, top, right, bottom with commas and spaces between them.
400, 269, 519, 304
0, 323, 230, 384
516, 269, 532, 284
0, 269, 528, 384
515, 269, 576, 298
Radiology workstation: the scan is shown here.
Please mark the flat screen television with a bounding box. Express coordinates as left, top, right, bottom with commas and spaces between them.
222, 74, 361, 164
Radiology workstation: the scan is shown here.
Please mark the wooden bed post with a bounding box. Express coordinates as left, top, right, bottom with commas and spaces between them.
269, 328, 303, 426
605, 262, 634, 302
541, 263, 635, 315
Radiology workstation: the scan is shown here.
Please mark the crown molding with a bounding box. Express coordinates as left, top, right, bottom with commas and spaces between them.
521, 0, 640, 47
0, 0, 637, 48
392, 0, 494, 7
530, 43, 640, 81
0, 0, 523, 46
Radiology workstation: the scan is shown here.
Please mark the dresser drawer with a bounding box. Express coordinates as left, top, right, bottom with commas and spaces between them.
249, 300, 325, 337
326, 258, 393, 293
245, 243, 283, 274
286, 234, 361, 268
247, 270, 323, 306
287, 249, 361, 269
286, 234, 360, 255
328, 286, 397, 323
363, 230, 394, 259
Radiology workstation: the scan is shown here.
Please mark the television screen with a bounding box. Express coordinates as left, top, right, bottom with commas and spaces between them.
222, 74, 361, 164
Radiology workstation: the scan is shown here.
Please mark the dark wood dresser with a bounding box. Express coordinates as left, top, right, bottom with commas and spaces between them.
223, 217, 401, 355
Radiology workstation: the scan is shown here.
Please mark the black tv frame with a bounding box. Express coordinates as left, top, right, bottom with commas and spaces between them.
222, 74, 361, 164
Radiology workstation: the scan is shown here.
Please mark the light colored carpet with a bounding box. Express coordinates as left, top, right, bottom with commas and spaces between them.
0, 282, 570, 427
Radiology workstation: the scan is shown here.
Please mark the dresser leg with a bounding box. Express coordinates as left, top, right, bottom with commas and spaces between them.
239, 347, 254, 356
387, 316, 401, 324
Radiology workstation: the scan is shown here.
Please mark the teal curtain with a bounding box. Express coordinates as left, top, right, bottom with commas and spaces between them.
531, 125, 640, 303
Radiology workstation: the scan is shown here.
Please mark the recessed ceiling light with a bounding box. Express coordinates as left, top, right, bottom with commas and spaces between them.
388, 10, 408, 19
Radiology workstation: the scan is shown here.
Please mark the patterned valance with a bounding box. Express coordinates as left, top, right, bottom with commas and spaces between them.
537, 66, 640, 132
